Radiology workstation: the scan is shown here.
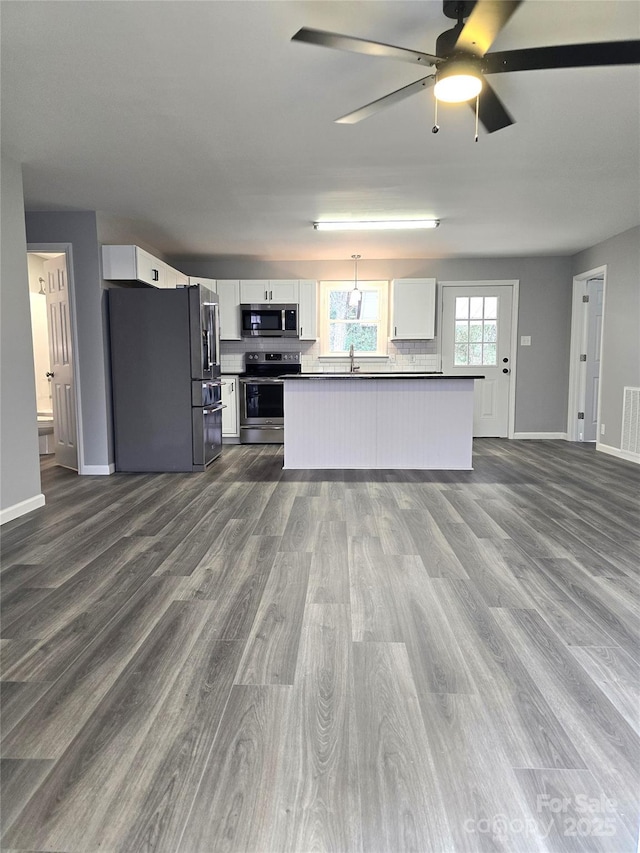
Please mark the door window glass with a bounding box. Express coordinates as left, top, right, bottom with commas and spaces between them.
454, 297, 499, 366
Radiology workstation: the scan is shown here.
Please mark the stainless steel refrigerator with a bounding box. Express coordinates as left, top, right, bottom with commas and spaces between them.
109, 284, 223, 472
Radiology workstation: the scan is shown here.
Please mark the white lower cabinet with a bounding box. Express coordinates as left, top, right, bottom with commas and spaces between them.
222, 375, 239, 438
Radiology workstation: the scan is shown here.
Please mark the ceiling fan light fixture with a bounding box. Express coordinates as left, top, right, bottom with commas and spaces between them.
434, 60, 483, 103
314, 219, 440, 231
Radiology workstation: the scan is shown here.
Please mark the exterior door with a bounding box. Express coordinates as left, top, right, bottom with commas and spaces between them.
583, 277, 604, 442
441, 284, 513, 438
44, 255, 78, 470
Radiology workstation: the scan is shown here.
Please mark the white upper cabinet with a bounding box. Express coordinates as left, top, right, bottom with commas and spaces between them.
102, 246, 190, 290
239, 280, 299, 304
216, 280, 242, 340
166, 266, 189, 288
175, 268, 189, 287
102, 245, 167, 288
165, 267, 178, 289
390, 278, 437, 340
188, 276, 217, 292
268, 280, 299, 303
298, 280, 317, 340
240, 280, 270, 303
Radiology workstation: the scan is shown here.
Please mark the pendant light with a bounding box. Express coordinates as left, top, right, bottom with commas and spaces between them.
349, 254, 362, 307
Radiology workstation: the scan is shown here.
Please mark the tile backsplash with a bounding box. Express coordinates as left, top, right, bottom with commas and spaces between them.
220, 338, 439, 374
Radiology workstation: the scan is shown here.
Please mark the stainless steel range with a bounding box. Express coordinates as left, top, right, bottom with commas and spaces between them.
239, 351, 301, 444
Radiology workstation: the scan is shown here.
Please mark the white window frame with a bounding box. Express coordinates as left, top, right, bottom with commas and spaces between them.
319, 280, 389, 358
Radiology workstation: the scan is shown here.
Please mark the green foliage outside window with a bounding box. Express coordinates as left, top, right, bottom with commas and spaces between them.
328, 289, 380, 353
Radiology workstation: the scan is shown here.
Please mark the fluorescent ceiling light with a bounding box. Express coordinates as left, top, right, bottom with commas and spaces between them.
314, 219, 439, 231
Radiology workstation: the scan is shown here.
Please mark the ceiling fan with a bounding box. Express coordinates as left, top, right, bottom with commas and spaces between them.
292, 0, 640, 135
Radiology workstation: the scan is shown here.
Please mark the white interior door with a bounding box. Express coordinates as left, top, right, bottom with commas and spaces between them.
583, 277, 604, 442
441, 284, 513, 438
44, 255, 78, 470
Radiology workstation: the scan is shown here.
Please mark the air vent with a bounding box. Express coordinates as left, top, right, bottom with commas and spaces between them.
621, 387, 640, 455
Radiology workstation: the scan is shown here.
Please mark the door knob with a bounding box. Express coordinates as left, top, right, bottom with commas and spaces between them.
46, 372, 55, 378
502, 368, 510, 374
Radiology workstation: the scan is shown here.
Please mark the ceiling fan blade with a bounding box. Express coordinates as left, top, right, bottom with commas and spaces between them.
470, 79, 514, 133
292, 27, 439, 67
335, 76, 435, 124
483, 40, 640, 74
454, 0, 522, 57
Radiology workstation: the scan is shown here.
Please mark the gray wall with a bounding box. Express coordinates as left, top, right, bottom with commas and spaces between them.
172, 254, 574, 434
1, 154, 42, 517
572, 226, 640, 453
96, 213, 173, 263
26, 211, 112, 469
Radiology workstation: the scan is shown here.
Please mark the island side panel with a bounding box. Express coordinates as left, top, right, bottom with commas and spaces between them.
284, 377, 475, 470
376, 378, 475, 469
284, 379, 378, 469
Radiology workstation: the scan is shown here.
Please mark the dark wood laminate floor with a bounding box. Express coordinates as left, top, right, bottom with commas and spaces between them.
1, 440, 638, 852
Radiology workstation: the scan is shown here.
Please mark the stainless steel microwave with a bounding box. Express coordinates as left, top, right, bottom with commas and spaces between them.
240, 303, 298, 337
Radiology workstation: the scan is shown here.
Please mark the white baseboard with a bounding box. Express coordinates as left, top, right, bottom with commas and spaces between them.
596, 442, 640, 465
80, 463, 115, 475
512, 432, 568, 440
0, 493, 46, 525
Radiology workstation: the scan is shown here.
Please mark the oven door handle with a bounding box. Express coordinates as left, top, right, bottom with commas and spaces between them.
239, 377, 285, 384
203, 404, 226, 415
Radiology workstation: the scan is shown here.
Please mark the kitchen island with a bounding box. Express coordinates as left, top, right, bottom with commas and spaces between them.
283, 373, 483, 470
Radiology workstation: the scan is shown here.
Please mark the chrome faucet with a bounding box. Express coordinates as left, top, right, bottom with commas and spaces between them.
349, 343, 360, 373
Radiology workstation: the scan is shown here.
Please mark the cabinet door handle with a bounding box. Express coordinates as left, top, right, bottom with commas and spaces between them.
269, 290, 273, 300
300, 327, 302, 337
264, 290, 268, 300
394, 326, 397, 336
152, 269, 159, 281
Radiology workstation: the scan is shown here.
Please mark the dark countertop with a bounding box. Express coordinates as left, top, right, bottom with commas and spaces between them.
282, 373, 485, 380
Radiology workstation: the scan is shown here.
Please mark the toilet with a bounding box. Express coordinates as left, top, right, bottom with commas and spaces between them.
37, 412, 54, 454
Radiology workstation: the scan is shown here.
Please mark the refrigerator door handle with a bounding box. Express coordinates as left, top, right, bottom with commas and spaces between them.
205, 329, 214, 372
213, 303, 221, 372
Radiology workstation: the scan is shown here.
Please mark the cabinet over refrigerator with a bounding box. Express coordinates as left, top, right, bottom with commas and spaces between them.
109, 284, 223, 472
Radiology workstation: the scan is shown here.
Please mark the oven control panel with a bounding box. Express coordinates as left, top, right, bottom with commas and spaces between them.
245, 351, 300, 365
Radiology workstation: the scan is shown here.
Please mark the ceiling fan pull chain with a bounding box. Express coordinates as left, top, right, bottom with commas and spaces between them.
432, 97, 439, 134
474, 94, 479, 142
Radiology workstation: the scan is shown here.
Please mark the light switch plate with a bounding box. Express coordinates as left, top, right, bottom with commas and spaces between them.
520, 335, 532, 346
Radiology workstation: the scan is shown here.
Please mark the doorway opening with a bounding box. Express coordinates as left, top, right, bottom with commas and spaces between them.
567, 266, 606, 443
27, 248, 79, 471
